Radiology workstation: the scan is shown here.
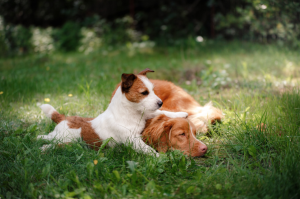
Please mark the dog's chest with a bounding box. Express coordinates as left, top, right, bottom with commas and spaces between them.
114, 117, 146, 136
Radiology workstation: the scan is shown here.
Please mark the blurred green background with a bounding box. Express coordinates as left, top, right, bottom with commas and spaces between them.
0, 0, 299, 56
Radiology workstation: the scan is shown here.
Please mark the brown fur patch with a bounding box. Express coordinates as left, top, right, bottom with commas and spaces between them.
143, 115, 171, 152
151, 80, 201, 113
51, 112, 66, 124
121, 73, 137, 93
124, 76, 149, 103
208, 107, 223, 124
66, 116, 102, 150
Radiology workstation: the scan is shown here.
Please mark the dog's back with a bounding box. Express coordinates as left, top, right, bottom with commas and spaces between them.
149, 80, 223, 133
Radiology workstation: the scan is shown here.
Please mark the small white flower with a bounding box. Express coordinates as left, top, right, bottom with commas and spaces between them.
260, 4, 267, 9
196, 36, 204, 42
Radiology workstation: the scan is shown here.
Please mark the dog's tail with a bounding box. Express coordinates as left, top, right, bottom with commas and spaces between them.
188, 101, 223, 133
40, 104, 65, 124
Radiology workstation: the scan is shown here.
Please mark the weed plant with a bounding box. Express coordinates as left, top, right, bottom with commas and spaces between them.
0, 41, 299, 198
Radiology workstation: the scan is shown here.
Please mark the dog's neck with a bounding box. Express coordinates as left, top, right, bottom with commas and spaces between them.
94, 87, 147, 127
111, 87, 142, 115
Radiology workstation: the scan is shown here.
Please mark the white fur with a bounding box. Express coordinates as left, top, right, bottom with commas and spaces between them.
40, 104, 57, 118
37, 120, 81, 151
188, 101, 217, 133
38, 75, 188, 156
37, 121, 81, 142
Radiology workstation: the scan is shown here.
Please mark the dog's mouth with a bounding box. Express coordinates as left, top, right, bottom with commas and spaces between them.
189, 152, 206, 157
190, 149, 208, 157
140, 105, 160, 113
149, 104, 162, 111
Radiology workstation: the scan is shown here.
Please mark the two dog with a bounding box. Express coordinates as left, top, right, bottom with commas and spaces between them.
38, 69, 222, 157
38, 69, 187, 157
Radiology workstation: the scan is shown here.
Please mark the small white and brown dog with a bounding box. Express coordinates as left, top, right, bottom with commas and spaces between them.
37, 69, 188, 156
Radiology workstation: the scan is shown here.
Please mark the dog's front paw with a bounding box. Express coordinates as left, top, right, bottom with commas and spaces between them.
149, 150, 160, 157
40, 144, 53, 152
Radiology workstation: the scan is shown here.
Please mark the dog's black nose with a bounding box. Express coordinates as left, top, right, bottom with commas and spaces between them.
157, 101, 163, 108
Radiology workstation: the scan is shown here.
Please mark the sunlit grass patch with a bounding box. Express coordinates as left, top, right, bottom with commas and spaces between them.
0, 41, 300, 198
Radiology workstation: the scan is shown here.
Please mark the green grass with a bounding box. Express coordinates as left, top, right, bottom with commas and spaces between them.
1, 40, 300, 198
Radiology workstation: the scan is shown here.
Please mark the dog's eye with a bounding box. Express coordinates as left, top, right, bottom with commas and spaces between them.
141, 91, 149, 95
179, 133, 186, 136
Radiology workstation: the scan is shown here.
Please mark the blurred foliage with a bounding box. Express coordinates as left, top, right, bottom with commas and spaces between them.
32, 27, 55, 54
101, 16, 132, 46
215, 0, 300, 47
0, 16, 7, 56
52, 22, 82, 52
79, 28, 101, 54
0, 24, 32, 56
136, 1, 209, 44
0, 0, 299, 57
0, 0, 89, 27
10, 26, 32, 54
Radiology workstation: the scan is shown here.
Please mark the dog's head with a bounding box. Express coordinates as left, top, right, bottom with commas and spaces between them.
143, 115, 208, 157
121, 68, 163, 112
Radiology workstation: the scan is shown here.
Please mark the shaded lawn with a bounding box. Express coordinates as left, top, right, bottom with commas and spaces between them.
0, 40, 300, 198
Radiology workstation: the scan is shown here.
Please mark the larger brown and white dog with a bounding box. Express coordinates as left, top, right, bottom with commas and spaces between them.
37, 69, 188, 157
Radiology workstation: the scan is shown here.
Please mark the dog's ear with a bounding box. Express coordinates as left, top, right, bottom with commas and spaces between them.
148, 116, 174, 142
121, 73, 137, 93
138, 68, 154, 76
156, 120, 175, 152
163, 120, 175, 137
143, 118, 175, 153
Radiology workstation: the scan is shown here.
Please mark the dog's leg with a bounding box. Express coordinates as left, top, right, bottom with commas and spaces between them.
38, 143, 72, 152
37, 121, 81, 151
37, 130, 59, 151
37, 131, 58, 140
147, 110, 188, 119
37, 132, 57, 152
40, 144, 54, 151
131, 137, 159, 157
